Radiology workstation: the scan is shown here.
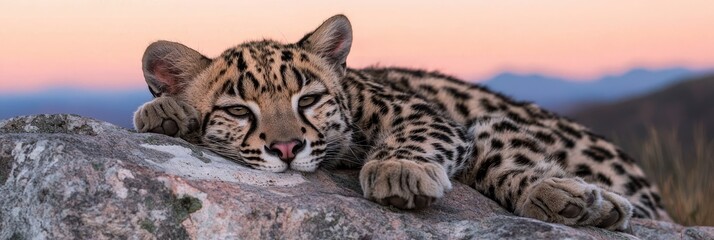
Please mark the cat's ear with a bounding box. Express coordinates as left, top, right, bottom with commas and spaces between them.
142, 41, 212, 97
298, 15, 352, 73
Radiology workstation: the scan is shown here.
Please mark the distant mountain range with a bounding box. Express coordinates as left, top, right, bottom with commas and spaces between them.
0, 88, 152, 129
481, 67, 710, 111
0, 67, 710, 129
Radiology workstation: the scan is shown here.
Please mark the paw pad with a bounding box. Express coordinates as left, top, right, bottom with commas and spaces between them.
150, 119, 179, 136
414, 195, 436, 209
559, 203, 582, 218
597, 209, 621, 228
381, 195, 436, 210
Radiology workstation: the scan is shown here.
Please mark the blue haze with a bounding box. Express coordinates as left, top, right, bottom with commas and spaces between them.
0, 88, 152, 129
481, 67, 700, 110
0, 67, 709, 128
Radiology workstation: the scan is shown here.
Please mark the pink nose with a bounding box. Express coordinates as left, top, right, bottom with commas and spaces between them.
267, 139, 305, 163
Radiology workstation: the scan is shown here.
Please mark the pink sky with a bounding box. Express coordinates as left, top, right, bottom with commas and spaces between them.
1, 1, 714, 92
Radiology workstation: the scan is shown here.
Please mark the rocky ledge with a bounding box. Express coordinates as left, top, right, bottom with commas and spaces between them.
0, 114, 712, 239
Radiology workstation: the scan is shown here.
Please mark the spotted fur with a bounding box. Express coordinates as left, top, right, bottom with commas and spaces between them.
133, 15, 670, 231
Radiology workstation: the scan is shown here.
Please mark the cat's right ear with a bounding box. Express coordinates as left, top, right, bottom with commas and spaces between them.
142, 41, 211, 97
297, 15, 352, 75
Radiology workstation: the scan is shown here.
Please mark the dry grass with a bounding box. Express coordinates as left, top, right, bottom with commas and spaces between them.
619, 125, 714, 226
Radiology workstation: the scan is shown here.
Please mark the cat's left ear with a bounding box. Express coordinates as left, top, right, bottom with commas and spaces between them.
298, 14, 352, 75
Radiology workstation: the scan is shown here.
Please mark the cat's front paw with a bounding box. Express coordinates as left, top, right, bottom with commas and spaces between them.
359, 159, 452, 209
133, 97, 200, 137
516, 177, 633, 231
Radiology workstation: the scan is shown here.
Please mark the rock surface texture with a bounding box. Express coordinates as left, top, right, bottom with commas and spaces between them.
0, 114, 712, 239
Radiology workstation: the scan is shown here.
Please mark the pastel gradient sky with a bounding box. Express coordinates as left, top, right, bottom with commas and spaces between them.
1, 1, 713, 92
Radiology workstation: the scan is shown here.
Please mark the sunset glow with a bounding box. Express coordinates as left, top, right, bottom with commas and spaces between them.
1, 1, 714, 92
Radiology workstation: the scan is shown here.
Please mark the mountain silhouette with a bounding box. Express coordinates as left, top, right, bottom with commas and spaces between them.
481, 67, 703, 111
1, 67, 709, 128
569, 74, 714, 146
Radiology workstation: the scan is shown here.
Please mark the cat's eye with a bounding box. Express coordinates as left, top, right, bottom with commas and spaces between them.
298, 95, 321, 108
225, 106, 251, 118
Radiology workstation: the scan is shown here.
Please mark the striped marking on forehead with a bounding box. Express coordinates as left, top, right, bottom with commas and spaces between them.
217, 63, 319, 100
212, 41, 326, 100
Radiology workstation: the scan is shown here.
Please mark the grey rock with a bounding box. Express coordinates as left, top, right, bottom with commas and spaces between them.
0, 114, 712, 240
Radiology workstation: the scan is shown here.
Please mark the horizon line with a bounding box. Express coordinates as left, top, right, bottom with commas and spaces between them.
2, 65, 712, 95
